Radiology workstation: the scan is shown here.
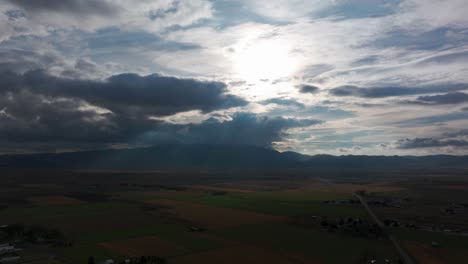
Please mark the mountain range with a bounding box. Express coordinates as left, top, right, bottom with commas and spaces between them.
1, 144, 468, 172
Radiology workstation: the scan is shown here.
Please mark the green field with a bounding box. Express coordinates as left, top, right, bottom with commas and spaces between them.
215, 223, 398, 263
140, 190, 367, 218
0, 187, 384, 263
2, 171, 468, 264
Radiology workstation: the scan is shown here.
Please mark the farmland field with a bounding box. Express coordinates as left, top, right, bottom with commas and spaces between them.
1, 170, 468, 264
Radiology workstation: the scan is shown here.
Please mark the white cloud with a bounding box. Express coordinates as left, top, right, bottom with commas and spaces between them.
396, 0, 468, 32
240, 0, 338, 21
0, 0, 213, 40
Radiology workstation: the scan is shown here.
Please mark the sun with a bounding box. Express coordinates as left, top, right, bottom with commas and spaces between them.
230, 38, 299, 82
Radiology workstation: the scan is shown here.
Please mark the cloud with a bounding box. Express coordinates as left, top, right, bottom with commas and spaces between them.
1, 0, 213, 39
297, 84, 320, 94
0, 34, 117, 79
241, 0, 336, 21
263, 102, 355, 121
0, 48, 63, 73
339, 146, 362, 153
1, 70, 331, 152
7, 0, 116, 15
370, 28, 468, 52
1, 0, 468, 156
260, 98, 305, 108
0, 91, 121, 144
329, 84, 468, 98
396, 129, 468, 149
0, 94, 322, 151
0, 70, 247, 117
0, 69, 320, 151
397, 138, 468, 149
405, 92, 468, 105
394, 111, 468, 127
140, 112, 323, 147
258, 96, 354, 121
396, 0, 468, 32
0, 5, 47, 42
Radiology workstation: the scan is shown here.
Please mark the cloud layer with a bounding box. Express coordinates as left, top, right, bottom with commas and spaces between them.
329, 84, 468, 98
397, 130, 468, 149
0, 70, 320, 152
1, 0, 468, 155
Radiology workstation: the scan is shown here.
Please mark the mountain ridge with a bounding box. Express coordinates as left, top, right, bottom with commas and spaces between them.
1, 144, 467, 171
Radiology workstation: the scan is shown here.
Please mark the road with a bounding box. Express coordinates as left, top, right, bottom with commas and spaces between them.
354, 193, 416, 264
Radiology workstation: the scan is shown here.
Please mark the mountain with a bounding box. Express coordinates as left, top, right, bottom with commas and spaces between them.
0, 144, 297, 171
0, 144, 467, 171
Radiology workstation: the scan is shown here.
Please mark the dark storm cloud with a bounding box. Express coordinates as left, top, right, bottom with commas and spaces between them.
404, 92, 468, 105
298, 84, 320, 94
0, 93, 321, 150
0, 70, 322, 151
0, 70, 247, 117
0, 91, 122, 143
329, 84, 468, 98
141, 113, 323, 147
5, 0, 117, 16
397, 130, 468, 149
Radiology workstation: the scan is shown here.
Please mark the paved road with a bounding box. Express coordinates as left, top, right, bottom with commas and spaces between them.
354, 193, 416, 264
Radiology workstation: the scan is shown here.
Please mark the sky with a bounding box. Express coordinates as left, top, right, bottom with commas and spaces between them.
1, 0, 468, 155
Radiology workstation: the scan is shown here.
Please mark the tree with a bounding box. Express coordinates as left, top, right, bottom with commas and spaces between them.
88, 256, 95, 264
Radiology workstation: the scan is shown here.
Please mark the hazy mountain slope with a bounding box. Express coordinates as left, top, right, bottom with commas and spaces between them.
0, 144, 467, 171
